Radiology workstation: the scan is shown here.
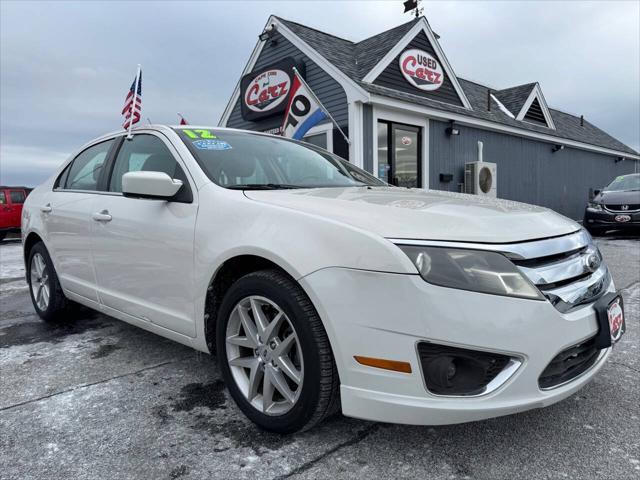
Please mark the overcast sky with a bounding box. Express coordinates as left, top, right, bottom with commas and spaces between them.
1, 0, 639, 186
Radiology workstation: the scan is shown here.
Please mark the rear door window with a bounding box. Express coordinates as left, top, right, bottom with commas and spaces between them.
64, 139, 114, 191
9, 190, 26, 204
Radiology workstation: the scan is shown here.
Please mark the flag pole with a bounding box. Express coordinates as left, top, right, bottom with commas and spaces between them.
127, 64, 141, 140
292, 67, 350, 145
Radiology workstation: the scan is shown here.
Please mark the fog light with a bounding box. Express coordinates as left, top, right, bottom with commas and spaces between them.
418, 342, 512, 396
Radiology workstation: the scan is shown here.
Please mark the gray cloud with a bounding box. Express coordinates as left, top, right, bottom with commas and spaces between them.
1, 0, 638, 186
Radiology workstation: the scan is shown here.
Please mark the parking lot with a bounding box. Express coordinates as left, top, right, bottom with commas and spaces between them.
1, 234, 639, 480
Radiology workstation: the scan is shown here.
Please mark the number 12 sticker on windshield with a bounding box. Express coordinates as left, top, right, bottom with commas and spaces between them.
183, 129, 216, 139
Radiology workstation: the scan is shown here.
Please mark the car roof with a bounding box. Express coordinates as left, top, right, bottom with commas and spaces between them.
86, 125, 281, 146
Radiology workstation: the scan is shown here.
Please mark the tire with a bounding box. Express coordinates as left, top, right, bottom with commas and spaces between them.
216, 269, 339, 433
0, 232, 6, 242
27, 242, 70, 322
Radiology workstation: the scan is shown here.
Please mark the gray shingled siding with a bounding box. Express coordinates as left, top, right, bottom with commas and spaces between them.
429, 120, 638, 220
225, 32, 348, 135
373, 31, 463, 107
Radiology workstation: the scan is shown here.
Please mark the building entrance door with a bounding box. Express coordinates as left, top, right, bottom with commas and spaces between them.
377, 121, 422, 188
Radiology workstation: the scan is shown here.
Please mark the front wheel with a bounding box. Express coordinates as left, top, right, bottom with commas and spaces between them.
216, 269, 339, 433
27, 242, 69, 322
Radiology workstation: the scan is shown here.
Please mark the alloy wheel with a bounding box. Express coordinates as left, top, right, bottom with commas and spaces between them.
225, 295, 304, 415
30, 252, 50, 311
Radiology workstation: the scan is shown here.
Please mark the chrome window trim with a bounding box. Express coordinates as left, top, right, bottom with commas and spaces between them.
389, 229, 589, 261
52, 189, 124, 196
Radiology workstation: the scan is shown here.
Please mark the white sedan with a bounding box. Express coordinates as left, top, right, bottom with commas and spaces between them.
22, 126, 625, 433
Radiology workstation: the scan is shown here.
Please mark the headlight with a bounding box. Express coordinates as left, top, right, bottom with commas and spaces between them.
587, 202, 603, 211
397, 245, 544, 300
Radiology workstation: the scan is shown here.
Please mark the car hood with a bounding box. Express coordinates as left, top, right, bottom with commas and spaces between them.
594, 189, 640, 205
244, 187, 580, 243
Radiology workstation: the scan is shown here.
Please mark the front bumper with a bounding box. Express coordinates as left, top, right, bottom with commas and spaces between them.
300, 267, 615, 425
583, 207, 640, 229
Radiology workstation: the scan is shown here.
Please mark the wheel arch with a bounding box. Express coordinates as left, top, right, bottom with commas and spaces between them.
204, 254, 298, 354
23, 231, 45, 266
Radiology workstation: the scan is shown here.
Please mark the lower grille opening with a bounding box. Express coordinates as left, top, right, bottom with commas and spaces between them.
417, 343, 511, 396
538, 337, 600, 389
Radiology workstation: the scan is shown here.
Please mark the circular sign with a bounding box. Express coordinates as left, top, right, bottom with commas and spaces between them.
399, 49, 444, 92
607, 300, 624, 342
244, 69, 291, 112
401, 136, 412, 146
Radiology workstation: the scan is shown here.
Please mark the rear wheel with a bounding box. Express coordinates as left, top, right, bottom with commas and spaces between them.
27, 242, 69, 322
216, 269, 339, 433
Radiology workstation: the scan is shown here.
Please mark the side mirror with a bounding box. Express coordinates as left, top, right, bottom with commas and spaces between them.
593, 189, 601, 196
122, 171, 183, 200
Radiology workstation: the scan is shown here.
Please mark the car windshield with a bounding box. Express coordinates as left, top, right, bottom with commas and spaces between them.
604, 174, 640, 192
174, 128, 385, 189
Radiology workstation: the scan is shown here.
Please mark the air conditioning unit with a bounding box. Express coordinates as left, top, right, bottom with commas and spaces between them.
465, 161, 497, 197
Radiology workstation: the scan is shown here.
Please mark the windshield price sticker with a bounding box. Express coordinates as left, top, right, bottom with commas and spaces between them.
193, 139, 232, 150
183, 129, 216, 139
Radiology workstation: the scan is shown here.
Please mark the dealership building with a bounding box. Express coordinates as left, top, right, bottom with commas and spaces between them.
220, 15, 639, 220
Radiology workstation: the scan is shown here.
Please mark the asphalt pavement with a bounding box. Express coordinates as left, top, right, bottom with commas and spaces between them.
1, 234, 639, 480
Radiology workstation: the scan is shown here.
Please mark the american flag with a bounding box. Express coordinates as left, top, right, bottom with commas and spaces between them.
121, 71, 142, 129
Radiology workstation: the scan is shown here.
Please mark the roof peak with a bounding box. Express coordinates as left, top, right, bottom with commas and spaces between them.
275, 15, 423, 46
273, 16, 356, 44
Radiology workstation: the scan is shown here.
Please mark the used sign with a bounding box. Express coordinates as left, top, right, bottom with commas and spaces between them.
399, 49, 443, 92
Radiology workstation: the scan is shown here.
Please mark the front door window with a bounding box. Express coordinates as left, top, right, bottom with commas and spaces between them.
377, 121, 421, 188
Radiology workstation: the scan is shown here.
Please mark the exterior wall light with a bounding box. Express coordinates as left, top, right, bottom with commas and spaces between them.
259, 24, 277, 42
446, 122, 460, 136
552, 144, 564, 152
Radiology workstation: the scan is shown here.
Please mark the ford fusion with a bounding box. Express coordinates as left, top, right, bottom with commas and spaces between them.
22, 126, 626, 433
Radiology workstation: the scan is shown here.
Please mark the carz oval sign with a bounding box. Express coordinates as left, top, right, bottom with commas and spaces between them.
399, 49, 443, 91
244, 69, 291, 113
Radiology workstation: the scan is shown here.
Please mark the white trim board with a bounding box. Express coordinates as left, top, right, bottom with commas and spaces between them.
369, 94, 640, 160
362, 17, 472, 111
219, 15, 368, 128
516, 83, 556, 130
490, 94, 515, 119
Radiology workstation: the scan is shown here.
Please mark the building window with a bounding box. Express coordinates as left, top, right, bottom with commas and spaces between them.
303, 133, 327, 150
302, 123, 333, 153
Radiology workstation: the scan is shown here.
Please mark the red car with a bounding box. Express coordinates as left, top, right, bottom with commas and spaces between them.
0, 186, 31, 241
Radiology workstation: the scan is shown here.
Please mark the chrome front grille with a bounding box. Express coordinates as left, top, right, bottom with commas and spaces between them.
510, 230, 610, 312
604, 204, 640, 213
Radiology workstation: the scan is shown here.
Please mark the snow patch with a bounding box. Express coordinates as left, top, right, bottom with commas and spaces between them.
0, 243, 25, 280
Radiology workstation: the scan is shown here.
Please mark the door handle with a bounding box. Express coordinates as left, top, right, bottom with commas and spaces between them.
40, 203, 52, 213
92, 210, 112, 222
